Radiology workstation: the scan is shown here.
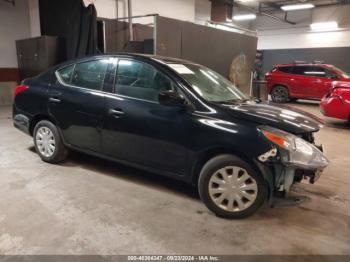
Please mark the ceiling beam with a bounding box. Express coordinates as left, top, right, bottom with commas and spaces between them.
256, 0, 350, 12
3, 0, 15, 6
233, 2, 297, 25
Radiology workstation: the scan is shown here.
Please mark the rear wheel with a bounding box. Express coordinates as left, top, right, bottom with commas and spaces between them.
33, 120, 68, 163
198, 155, 267, 219
271, 85, 289, 103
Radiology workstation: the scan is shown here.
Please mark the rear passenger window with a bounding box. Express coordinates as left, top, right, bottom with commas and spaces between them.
115, 60, 174, 102
292, 66, 313, 75
57, 65, 74, 84
71, 60, 108, 90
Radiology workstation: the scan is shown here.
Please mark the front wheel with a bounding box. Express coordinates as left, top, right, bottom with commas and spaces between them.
198, 155, 267, 219
33, 120, 68, 163
271, 85, 289, 103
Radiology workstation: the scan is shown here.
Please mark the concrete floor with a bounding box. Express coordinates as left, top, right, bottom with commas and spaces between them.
0, 102, 350, 255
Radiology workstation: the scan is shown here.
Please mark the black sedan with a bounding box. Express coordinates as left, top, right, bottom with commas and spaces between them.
13, 54, 329, 218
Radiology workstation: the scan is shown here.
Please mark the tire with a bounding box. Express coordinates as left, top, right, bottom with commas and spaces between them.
271, 85, 289, 103
33, 120, 68, 163
198, 155, 267, 219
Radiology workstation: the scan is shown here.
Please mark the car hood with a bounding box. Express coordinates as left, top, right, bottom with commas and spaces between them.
332, 81, 350, 89
217, 101, 324, 134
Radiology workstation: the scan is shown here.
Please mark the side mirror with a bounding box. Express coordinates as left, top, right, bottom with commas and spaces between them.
329, 74, 338, 80
158, 90, 187, 107
250, 96, 261, 103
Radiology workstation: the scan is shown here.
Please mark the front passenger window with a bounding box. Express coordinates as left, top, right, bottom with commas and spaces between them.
71, 60, 108, 90
304, 67, 327, 77
115, 60, 174, 102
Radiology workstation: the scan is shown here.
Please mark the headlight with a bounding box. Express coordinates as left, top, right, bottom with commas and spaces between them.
260, 126, 329, 170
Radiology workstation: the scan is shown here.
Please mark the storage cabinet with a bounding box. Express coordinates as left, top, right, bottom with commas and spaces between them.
16, 36, 65, 80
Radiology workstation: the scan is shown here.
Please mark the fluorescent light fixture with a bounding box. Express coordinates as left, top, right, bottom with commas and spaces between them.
281, 3, 315, 11
310, 21, 338, 31
233, 14, 257, 21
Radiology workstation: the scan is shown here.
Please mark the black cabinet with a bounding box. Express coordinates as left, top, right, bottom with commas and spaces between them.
16, 36, 65, 80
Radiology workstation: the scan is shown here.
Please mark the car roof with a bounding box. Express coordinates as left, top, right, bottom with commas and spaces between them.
62, 53, 195, 65
274, 63, 333, 68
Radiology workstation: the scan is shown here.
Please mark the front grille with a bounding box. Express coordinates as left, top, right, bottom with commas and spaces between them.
300, 132, 315, 144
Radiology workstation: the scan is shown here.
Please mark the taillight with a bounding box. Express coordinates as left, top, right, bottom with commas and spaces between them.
14, 84, 29, 98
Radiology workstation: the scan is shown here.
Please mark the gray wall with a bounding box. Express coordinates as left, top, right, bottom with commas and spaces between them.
0, 0, 31, 68
0, 0, 31, 105
156, 16, 258, 94
100, 19, 153, 53
262, 47, 350, 75
0, 83, 16, 106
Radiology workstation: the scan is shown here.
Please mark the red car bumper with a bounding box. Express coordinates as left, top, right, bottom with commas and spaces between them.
320, 95, 350, 120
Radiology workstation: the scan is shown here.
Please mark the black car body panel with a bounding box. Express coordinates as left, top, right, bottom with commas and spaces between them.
13, 53, 326, 192
217, 102, 323, 134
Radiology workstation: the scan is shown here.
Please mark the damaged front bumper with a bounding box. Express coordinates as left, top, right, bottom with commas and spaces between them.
274, 166, 325, 194
257, 127, 329, 194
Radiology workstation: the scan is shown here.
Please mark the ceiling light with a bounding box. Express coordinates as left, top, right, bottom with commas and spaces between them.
233, 14, 257, 21
310, 21, 338, 31
281, 3, 315, 11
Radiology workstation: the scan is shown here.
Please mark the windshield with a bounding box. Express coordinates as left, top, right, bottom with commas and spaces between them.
332, 66, 350, 78
168, 63, 248, 102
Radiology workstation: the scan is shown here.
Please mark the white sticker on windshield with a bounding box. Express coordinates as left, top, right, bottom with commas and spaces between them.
168, 64, 195, 74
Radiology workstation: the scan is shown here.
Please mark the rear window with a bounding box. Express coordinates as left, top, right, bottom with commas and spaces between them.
292, 66, 310, 75
58, 65, 74, 84
71, 60, 108, 90
57, 60, 109, 91
277, 66, 293, 73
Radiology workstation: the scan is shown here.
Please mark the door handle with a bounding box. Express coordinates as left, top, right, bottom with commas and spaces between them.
50, 91, 62, 96
49, 97, 61, 103
109, 108, 125, 117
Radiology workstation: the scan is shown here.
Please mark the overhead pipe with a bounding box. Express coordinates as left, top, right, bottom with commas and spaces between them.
3, 0, 15, 5
207, 20, 257, 36
115, 13, 159, 20
128, 0, 134, 41
259, 10, 296, 25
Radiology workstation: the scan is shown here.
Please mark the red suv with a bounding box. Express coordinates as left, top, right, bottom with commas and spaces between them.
265, 63, 350, 103
320, 81, 350, 121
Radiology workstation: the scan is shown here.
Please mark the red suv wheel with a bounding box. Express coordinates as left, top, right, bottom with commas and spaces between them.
271, 85, 289, 103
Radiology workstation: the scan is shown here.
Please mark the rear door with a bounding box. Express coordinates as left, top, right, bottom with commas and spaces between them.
49, 58, 111, 152
101, 58, 190, 175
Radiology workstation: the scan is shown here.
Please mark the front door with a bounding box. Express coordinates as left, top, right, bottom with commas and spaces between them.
102, 59, 190, 175
49, 59, 110, 152
308, 67, 335, 99
290, 66, 316, 98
